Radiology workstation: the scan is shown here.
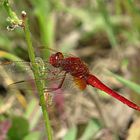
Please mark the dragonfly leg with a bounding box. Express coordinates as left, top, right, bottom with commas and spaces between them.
44, 72, 67, 92
38, 71, 67, 106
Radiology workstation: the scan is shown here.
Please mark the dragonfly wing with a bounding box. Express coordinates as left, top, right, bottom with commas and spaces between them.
73, 77, 87, 90
36, 46, 75, 59
0, 61, 34, 85
44, 71, 66, 91
45, 73, 86, 94
0, 60, 64, 92
0, 59, 59, 81
0, 61, 33, 73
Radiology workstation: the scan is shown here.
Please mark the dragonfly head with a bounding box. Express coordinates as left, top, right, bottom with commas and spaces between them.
49, 52, 64, 67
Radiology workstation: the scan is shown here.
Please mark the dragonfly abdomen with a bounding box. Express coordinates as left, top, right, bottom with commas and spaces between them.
87, 74, 140, 111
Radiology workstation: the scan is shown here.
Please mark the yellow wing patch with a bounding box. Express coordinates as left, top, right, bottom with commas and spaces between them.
73, 77, 87, 90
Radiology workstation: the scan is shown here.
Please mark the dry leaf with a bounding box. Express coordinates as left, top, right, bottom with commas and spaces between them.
127, 118, 140, 140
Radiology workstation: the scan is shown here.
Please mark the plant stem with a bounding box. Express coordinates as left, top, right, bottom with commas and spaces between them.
24, 18, 53, 140
3, 0, 22, 25
3, 0, 53, 139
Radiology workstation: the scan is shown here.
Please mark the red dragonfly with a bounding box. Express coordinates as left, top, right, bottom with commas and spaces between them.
1, 51, 140, 111
48, 51, 140, 111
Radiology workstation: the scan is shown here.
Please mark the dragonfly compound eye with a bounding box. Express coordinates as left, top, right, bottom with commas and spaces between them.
56, 52, 64, 60
49, 52, 64, 67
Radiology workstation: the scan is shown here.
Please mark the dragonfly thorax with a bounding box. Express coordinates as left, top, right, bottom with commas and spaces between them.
61, 57, 89, 79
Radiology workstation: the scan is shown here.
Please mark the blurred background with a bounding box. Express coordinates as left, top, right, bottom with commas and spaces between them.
0, 0, 140, 140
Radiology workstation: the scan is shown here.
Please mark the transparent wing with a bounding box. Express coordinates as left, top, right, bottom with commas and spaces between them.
0, 59, 64, 92
35, 46, 76, 59
0, 60, 33, 83
45, 73, 86, 96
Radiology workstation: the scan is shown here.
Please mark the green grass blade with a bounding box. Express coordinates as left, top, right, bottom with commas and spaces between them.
80, 118, 101, 140
108, 71, 140, 94
63, 126, 77, 140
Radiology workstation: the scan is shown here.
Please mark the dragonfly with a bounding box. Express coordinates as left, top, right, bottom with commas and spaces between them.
1, 51, 140, 111
48, 51, 140, 111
